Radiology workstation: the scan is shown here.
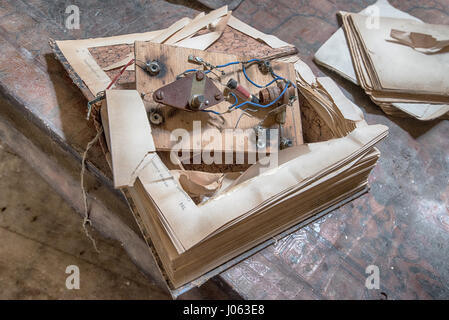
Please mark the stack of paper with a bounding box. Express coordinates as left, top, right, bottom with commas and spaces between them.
315, 0, 449, 120
294, 59, 365, 139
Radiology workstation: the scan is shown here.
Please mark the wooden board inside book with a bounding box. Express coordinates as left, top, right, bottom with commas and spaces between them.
135, 41, 303, 154
86, 25, 298, 91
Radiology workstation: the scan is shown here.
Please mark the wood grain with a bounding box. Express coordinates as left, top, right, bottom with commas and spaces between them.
135, 41, 302, 154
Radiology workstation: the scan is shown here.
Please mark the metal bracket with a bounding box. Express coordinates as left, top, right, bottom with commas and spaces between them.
86, 91, 105, 120
152, 71, 224, 111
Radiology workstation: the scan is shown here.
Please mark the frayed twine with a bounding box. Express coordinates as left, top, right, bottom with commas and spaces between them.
80, 127, 104, 253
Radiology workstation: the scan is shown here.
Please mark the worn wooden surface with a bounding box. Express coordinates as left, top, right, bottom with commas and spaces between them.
0, 0, 448, 299
0, 122, 170, 299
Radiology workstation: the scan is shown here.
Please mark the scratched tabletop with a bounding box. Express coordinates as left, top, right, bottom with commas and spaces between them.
0, 0, 448, 299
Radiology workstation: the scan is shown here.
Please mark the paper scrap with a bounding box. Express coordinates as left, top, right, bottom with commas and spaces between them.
390, 29, 449, 54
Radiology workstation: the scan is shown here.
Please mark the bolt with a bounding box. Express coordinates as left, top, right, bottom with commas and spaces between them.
146, 60, 161, 76
280, 138, 293, 150
190, 94, 205, 109
214, 93, 222, 101
154, 90, 164, 101
259, 60, 271, 74
196, 71, 204, 81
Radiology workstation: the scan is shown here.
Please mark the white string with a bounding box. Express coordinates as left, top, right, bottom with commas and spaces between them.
80, 127, 104, 253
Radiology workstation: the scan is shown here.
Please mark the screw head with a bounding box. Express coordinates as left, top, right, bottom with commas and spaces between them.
154, 90, 164, 101
195, 71, 204, 81
258, 60, 271, 74
257, 139, 266, 149
214, 93, 222, 100
190, 94, 205, 109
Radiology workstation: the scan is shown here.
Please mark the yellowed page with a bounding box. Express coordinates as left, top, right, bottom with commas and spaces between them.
151, 17, 192, 43
389, 29, 449, 54
314, 0, 449, 120
164, 6, 229, 44
317, 77, 364, 122
314, 0, 421, 84
175, 13, 231, 50
350, 14, 449, 96
138, 124, 388, 252
106, 90, 156, 188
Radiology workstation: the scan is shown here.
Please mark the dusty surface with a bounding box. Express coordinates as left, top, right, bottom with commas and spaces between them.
0, 141, 169, 299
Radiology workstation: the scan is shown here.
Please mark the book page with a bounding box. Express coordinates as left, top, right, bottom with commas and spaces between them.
350, 14, 449, 96
137, 124, 388, 252
105, 90, 156, 188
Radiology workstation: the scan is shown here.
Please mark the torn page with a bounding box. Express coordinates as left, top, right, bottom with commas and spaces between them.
102, 11, 230, 71
175, 13, 231, 50
171, 170, 224, 198
314, 0, 449, 120
138, 124, 388, 252
105, 90, 156, 188
316, 77, 364, 122
389, 29, 449, 54
55, 15, 195, 94
164, 6, 229, 44
103, 53, 135, 71
56, 30, 164, 94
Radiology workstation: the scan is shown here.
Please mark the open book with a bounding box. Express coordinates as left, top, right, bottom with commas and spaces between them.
101, 61, 387, 288
52, 6, 388, 289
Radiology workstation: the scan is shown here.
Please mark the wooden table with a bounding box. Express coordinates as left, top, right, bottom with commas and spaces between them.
1, 0, 448, 299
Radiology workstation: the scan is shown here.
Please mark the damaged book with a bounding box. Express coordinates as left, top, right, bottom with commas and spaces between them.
50, 6, 388, 289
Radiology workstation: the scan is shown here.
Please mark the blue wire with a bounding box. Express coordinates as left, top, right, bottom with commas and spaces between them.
183, 58, 295, 115
205, 81, 292, 115
201, 109, 222, 115
228, 92, 238, 109
271, 69, 297, 88
242, 64, 281, 88
200, 92, 239, 116
215, 61, 241, 68
183, 68, 199, 74
245, 58, 261, 64
183, 59, 295, 88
